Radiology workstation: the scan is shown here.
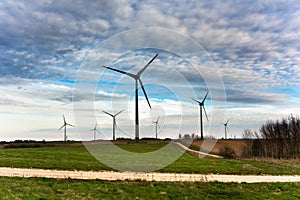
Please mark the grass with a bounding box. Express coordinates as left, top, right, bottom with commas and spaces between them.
0, 177, 299, 200
0, 142, 299, 175
0, 145, 111, 171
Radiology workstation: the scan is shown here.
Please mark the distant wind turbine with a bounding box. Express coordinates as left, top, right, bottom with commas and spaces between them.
58, 115, 75, 142
102, 54, 158, 140
192, 91, 209, 140
152, 116, 160, 139
222, 119, 230, 139
90, 123, 100, 141
103, 110, 124, 141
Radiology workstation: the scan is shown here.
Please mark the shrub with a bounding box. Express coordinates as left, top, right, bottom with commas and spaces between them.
219, 145, 236, 159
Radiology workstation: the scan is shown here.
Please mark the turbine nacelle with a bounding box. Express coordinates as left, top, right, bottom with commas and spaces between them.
101, 54, 159, 140
152, 116, 161, 139
90, 123, 100, 141
192, 91, 209, 121
222, 119, 231, 139
103, 109, 124, 141
58, 115, 75, 142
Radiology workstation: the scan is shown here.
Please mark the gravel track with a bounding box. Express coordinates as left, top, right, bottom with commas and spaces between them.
1, 167, 300, 183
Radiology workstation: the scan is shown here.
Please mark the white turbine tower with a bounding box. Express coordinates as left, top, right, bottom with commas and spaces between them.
90, 123, 100, 141
102, 54, 158, 140
58, 115, 75, 142
223, 119, 230, 139
103, 110, 124, 141
152, 116, 160, 139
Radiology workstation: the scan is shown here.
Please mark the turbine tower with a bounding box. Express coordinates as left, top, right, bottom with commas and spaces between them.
192, 92, 209, 140
102, 54, 158, 140
58, 115, 75, 142
103, 110, 124, 141
223, 119, 230, 139
90, 123, 100, 141
152, 116, 160, 139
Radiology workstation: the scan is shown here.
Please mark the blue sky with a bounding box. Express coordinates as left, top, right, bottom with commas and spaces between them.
0, 0, 300, 141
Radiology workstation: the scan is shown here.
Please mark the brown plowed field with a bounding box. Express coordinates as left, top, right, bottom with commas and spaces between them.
191, 139, 252, 157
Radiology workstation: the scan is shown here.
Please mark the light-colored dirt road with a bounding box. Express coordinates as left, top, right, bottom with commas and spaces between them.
1, 167, 299, 183
173, 142, 223, 158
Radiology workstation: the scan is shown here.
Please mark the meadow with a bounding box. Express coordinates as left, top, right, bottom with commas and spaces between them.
0, 177, 299, 200
0, 141, 300, 199
0, 141, 299, 175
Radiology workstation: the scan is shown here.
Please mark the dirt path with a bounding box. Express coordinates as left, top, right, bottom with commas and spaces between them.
1, 167, 299, 183
173, 142, 223, 158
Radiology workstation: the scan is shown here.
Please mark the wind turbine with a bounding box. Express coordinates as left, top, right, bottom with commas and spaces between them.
102, 54, 158, 140
152, 116, 160, 139
90, 123, 100, 141
192, 91, 209, 140
58, 115, 75, 142
103, 109, 124, 141
223, 119, 230, 139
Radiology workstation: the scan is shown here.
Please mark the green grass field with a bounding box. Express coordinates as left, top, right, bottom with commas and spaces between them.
0, 177, 299, 200
0, 141, 300, 199
0, 142, 299, 175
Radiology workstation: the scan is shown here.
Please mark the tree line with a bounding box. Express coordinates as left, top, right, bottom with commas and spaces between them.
243, 114, 300, 159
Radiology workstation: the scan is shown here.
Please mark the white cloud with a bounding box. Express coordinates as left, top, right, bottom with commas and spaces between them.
0, 0, 299, 141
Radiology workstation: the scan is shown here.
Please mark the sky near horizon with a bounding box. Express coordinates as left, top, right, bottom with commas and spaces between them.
0, 0, 300, 141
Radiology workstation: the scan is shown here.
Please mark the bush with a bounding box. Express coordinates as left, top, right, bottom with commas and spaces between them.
219, 145, 236, 159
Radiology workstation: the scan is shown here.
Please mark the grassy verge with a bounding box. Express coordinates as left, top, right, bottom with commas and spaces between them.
0, 177, 299, 200
0, 142, 299, 175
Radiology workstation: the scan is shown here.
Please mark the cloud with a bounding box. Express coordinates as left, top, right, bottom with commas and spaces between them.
225, 88, 287, 104
0, 0, 299, 140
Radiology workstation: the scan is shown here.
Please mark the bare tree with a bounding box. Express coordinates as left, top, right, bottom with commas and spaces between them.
249, 114, 300, 159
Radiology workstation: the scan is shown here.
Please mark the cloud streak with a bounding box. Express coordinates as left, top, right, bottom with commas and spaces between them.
0, 0, 299, 140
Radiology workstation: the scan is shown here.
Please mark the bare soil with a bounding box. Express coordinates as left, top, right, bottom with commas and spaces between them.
191, 139, 251, 157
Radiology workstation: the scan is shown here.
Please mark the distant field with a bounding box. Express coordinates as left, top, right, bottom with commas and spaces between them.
0, 141, 299, 175
188, 139, 249, 157
0, 177, 299, 200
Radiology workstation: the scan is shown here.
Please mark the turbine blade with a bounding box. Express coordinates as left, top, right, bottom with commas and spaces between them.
96, 129, 101, 134
138, 78, 151, 109
115, 109, 124, 116
103, 111, 113, 117
63, 115, 66, 123
157, 116, 160, 122
101, 66, 127, 75
191, 98, 200, 104
226, 119, 230, 125
66, 123, 75, 127
102, 66, 136, 79
137, 54, 159, 76
203, 106, 209, 121
202, 91, 209, 103
58, 124, 65, 130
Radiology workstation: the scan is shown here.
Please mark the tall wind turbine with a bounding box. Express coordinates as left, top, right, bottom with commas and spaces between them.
152, 116, 160, 139
90, 123, 100, 141
58, 115, 75, 142
223, 119, 230, 139
102, 54, 158, 140
192, 92, 209, 140
103, 109, 124, 141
